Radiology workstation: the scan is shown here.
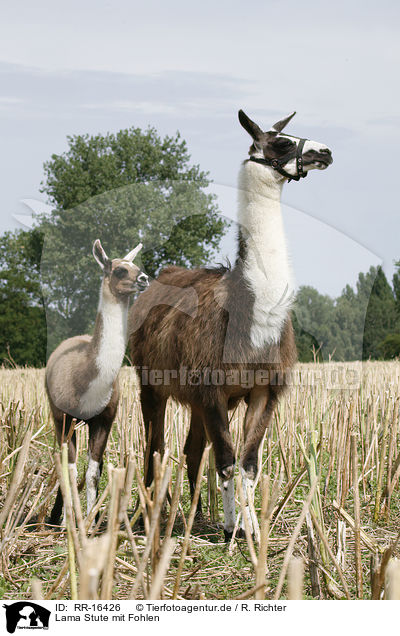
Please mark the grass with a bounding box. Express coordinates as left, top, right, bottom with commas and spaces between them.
1, 361, 400, 600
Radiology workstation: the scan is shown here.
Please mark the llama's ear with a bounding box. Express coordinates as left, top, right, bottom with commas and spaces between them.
238, 110, 263, 141
123, 242, 143, 262
270, 111, 296, 133
93, 239, 111, 271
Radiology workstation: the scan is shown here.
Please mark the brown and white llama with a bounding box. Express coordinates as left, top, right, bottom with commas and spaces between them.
46, 239, 148, 525
128, 110, 333, 539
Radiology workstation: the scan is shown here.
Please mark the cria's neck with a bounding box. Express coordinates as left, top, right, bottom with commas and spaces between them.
93, 287, 129, 380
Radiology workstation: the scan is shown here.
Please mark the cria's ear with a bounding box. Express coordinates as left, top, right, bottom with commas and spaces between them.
93, 239, 111, 272
123, 242, 143, 262
270, 111, 296, 133
238, 110, 263, 141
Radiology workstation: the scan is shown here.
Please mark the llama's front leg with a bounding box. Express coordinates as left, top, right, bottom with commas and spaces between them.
87, 417, 113, 520
49, 419, 77, 526
221, 470, 236, 540
239, 466, 259, 541
184, 411, 206, 517
86, 451, 101, 516
202, 403, 236, 540
61, 462, 78, 527
240, 387, 274, 540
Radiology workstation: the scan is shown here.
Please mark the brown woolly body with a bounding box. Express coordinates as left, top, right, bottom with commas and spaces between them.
129, 262, 297, 500
129, 264, 297, 406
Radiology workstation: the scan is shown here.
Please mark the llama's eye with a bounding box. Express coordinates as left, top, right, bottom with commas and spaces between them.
113, 267, 128, 279
273, 138, 294, 151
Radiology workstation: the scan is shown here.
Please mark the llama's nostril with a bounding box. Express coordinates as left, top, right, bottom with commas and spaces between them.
321, 148, 332, 155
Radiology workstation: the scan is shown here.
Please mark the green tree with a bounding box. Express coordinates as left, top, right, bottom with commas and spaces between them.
378, 334, 400, 359
291, 311, 322, 362
393, 260, 400, 317
293, 286, 337, 361
293, 272, 382, 362
0, 229, 46, 366
38, 126, 228, 353
41, 127, 204, 210
362, 266, 397, 359
334, 283, 368, 361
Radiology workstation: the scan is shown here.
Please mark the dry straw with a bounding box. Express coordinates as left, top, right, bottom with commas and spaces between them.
1, 362, 400, 600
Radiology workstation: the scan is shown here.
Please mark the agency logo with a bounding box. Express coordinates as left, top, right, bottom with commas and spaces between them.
3, 603, 50, 634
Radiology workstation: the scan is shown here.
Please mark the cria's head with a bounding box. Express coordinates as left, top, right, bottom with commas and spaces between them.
93, 240, 149, 298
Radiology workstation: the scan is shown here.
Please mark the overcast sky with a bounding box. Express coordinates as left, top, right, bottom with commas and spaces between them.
1, 0, 399, 296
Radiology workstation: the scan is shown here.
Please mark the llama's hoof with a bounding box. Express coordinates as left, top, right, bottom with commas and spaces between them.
20, 515, 60, 532
131, 513, 145, 531
223, 527, 248, 542
44, 517, 65, 530
236, 527, 247, 539
240, 463, 257, 482
24, 515, 40, 532
221, 464, 235, 482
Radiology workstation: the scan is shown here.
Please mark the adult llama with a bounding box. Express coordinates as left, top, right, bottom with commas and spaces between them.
129, 109, 333, 539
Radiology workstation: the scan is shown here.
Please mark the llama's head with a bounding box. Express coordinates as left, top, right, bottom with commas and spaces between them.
238, 109, 333, 182
93, 240, 149, 299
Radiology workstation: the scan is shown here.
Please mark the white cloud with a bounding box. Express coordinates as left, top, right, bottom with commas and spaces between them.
81, 100, 180, 115
0, 96, 23, 103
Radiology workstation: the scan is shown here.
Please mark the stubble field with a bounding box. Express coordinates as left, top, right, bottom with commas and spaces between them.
1, 361, 400, 600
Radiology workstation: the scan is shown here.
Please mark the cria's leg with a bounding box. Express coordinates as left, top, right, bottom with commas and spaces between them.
62, 463, 78, 527
49, 415, 76, 526
86, 451, 101, 517
87, 414, 113, 521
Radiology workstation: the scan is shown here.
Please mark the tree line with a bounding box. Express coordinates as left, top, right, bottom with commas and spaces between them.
1, 125, 399, 367
293, 265, 400, 361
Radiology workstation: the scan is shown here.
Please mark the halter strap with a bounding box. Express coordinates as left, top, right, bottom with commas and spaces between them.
249, 136, 308, 182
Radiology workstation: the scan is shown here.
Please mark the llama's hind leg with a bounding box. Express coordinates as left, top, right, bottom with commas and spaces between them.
184, 410, 206, 517
49, 415, 77, 526
87, 415, 113, 518
140, 386, 166, 488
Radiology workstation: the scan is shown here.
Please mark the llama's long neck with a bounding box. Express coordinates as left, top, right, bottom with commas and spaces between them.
92, 283, 129, 382
78, 283, 128, 419
236, 160, 295, 348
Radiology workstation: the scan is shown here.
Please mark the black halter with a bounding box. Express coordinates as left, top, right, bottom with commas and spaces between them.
249, 136, 307, 182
